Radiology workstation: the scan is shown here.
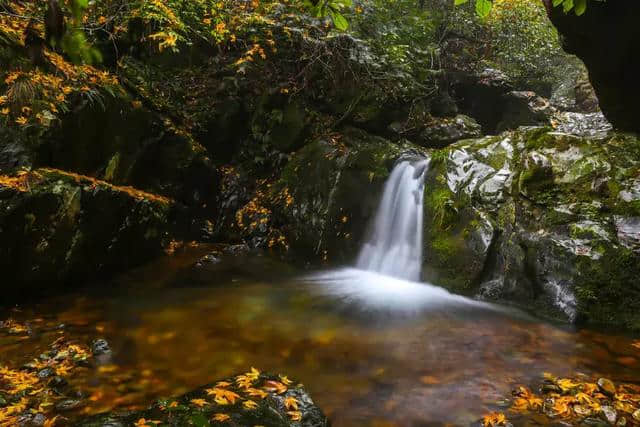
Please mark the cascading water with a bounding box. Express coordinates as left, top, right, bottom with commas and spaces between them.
304, 156, 495, 314
356, 159, 430, 281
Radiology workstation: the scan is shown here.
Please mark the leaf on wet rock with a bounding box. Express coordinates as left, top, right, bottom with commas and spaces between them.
190, 398, 209, 408
263, 380, 287, 394
242, 400, 258, 410
205, 388, 240, 405
287, 410, 302, 421
284, 396, 298, 411
212, 413, 230, 422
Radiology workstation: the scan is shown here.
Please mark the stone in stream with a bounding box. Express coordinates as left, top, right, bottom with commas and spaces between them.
91, 339, 112, 356
597, 378, 616, 397
600, 406, 617, 425
75, 372, 329, 427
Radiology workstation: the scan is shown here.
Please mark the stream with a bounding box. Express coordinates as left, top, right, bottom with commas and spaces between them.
2, 248, 639, 426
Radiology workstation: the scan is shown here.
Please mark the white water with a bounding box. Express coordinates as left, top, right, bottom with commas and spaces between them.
303, 158, 506, 314
356, 159, 430, 281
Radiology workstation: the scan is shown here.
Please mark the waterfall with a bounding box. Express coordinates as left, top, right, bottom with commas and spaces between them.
356, 159, 430, 281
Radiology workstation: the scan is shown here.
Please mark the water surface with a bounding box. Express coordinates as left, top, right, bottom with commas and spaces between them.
2, 249, 639, 426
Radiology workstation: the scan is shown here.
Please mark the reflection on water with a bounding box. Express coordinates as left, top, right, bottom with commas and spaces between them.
1, 249, 640, 426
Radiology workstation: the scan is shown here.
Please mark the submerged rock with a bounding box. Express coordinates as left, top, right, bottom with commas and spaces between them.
75, 372, 329, 427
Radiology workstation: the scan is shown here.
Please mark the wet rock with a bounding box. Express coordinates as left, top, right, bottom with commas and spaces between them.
75, 372, 329, 427
552, 112, 612, 138
600, 406, 617, 425
418, 114, 482, 148
614, 217, 640, 253
194, 253, 221, 268
91, 339, 112, 356
37, 368, 55, 379
0, 169, 173, 297
222, 244, 250, 256
582, 418, 609, 427
419, 128, 640, 327
616, 417, 627, 427
497, 91, 555, 133
633, 409, 640, 421
546, 1, 640, 132
55, 398, 84, 412
274, 127, 423, 260
48, 376, 68, 389
597, 378, 616, 397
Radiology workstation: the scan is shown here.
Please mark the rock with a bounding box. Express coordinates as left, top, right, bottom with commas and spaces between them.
37, 368, 55, 379
48, 376, 68, 389
551, 112, 612, 138
600, 406, 617, 425
546, 2, 640, 132
75, 372, 329, 427
194, 253, 222, 268
633, 409, 640, 422
39, 93, 220, 213
274, 127, 423, 260
597, 378, 616, 397
416, 127, 640, 327
497, 91, 555, 133
0, 169, 173, 297
582, 418, 609, 427
91, 339, 112, 356
55, 398, 85, 412
616, 417, 627, 427
417, 114, 482, 148
222, 244, 250, 256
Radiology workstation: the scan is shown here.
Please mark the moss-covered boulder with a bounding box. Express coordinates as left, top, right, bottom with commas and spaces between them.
422, 127, 640, 330
0, 168, 174, 297
273, 127, 425, 262
76, 371, 329, 427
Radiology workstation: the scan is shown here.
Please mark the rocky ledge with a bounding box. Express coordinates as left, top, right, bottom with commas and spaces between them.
0, 168, 175, 297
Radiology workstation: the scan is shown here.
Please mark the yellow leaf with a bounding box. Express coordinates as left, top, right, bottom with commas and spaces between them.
15, 116, 27, 125
212, 413, 230, 422
264, 380, 287, 394
287, 411, 302, 421
284, 396, 298, 411
482, 412, 507, 427
1, 108, 9, 115
243, 400, 258, 410
190, 398, 209, 408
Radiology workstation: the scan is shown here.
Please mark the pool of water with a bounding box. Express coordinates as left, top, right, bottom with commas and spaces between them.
2, 248, 639, 426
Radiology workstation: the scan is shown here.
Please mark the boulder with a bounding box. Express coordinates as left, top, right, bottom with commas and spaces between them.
0, 168, 173, 297
422, 127, 640, 329
75, 372, 329, 427
546, 0, 640, 132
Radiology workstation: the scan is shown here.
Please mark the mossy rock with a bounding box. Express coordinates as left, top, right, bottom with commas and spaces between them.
76, 372, 329, 427
0, 168, 174, 298
421, 127, 640, 329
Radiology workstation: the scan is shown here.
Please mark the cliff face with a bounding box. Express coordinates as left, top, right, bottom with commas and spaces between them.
544, 0, 640, 132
